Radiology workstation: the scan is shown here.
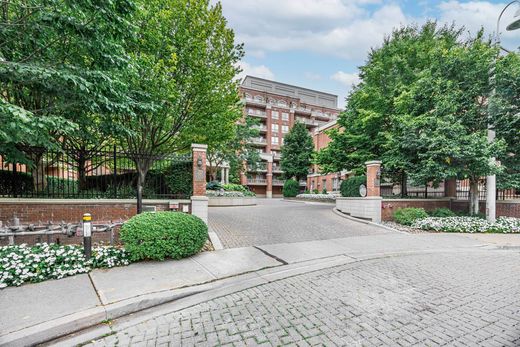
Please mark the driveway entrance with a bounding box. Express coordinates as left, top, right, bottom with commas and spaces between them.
209, 199, 388, 248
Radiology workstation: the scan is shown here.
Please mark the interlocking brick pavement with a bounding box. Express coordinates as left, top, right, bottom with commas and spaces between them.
209, 199, 387, 248
88, 251, 520, 346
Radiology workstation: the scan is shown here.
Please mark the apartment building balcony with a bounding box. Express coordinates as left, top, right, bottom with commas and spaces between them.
294, 107, 312, 115
247, 178, 267, 185
247, 108, 267, 118
312, 111, 331, 121
248, 162, 267, 172
272, 152, 281, 160
296, 117, 319, 127
272, 165, 283, 173
272, 179, 285, 186
250, 137, 267, 146
243, 98, 267, 107
252, 124, 267, 133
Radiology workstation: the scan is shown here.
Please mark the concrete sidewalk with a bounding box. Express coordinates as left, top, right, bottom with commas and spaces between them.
0, 231, 504, 346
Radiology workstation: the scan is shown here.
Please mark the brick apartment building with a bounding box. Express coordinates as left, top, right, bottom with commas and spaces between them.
239, 76, 341, 197
306, 119, 351, 193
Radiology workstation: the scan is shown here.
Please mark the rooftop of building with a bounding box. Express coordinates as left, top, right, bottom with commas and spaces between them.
241, 75, 339, 110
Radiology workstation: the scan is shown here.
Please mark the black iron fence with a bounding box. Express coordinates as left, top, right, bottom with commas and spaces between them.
380, 176, 520, 200
0, 147, 192, 199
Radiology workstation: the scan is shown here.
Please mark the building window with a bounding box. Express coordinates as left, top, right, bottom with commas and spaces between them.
271, 136, 279, 144
282, 125, 289, 133
245, 93, 252, 100
282, 112, 289, 121
281, 137, 284, 145
272, 111, 279, 120
254, 95, 264, 103
271, 124, 279, 132
277, 100, 287, 107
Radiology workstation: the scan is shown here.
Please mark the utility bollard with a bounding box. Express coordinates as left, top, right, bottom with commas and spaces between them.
83, 213, 92, 260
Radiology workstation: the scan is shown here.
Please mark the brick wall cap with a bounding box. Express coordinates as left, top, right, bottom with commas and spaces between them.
337, 197, 382, 200
191, 143, 208, 151
365, 160, 382, 166
0, 198, 189, 205
382, 198, 451, 202
191, 196, 209, 201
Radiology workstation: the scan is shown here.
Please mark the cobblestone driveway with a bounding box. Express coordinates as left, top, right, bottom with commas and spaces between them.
209, 199, 386, 248
90, 250, 520, 346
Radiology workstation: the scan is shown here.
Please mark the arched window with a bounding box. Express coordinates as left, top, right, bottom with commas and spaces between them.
254, 95, 264, 103
277, 100, 287, 107
268, 98, 276, 104
245, 93, 252, 100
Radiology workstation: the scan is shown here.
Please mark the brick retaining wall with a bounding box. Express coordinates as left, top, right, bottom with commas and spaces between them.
382, 199, 451, 221
0, 199, 183, 224
382, 198, 520, 221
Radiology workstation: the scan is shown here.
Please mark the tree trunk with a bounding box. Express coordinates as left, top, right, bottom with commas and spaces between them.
469, 179, 479, 215
32, 154, 47, 193
401, 171, 408, 198
135, 160, 150, 214
77, 154, 87, 191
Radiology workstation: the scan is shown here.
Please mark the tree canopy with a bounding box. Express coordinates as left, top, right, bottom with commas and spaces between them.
281, 122, 314, 181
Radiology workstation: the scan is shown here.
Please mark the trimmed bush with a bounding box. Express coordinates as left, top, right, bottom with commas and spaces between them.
430, 208, 456, 217
322, 188, 327, 194
120, 212, 208, 261
283, 179, 299, 197
393, 207, 429, 226
222, 183, 246, 192
312, 189, 319, 194
340, 176, 367, 197
206, 181, 223, 191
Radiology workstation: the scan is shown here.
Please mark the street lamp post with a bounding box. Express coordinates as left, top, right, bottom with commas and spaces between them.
486, 1, 520, 222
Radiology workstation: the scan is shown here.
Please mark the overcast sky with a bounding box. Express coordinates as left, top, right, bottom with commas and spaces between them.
214, 0, 520, 108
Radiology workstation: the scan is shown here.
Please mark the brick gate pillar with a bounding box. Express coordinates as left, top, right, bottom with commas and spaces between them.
365, 160, 382, 197
191, 144, 208, 224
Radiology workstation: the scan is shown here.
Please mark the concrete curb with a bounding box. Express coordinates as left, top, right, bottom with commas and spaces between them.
331, 207, 407, 234
37, 247, 512, 347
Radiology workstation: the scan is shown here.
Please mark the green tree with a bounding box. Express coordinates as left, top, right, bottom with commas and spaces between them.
206, 116, 260, 182
281, 122, 313, 181
120, 0, 243, 212
0, 0, 135, 190
317, 22, 511, 214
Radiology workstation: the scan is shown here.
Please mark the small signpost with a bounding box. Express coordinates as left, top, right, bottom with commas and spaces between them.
83, 213, 92, 260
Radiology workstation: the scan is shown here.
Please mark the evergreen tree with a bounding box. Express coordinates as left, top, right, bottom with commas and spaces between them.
280, 122, 313, 181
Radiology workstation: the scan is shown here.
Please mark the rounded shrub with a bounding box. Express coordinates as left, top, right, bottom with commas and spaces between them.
430, 207, 456, 217
283, 179, 299, 197
393, 208, 428, 226
120, 212, 208, 261
340, 176, 367, 197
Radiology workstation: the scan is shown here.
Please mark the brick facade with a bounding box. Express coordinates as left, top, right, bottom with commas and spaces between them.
191, 144, 207, 196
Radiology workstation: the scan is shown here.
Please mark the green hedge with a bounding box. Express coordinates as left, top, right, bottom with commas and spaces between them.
430, 208, 456, 217
283, 179, 299, 197
340, 176, 367, 197
120, 212, 208, 261
393, 208, 428, 225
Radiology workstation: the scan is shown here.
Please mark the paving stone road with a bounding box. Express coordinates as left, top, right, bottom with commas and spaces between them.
88, 250, 520, 347
209, 199, 387, 248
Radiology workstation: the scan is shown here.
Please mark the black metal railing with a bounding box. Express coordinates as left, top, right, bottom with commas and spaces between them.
0, 147, 192, 199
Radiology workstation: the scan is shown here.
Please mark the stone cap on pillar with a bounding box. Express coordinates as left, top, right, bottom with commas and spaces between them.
365, 160, 382, 167
191, 143, 208, 152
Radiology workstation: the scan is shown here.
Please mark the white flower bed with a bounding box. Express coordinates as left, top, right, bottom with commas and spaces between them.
412, 216, 520, 233
0, 243, 130, 288
207, 190, 255, 197
296, 193, 336, 201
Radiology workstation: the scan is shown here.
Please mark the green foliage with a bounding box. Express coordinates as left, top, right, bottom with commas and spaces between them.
0, 243, 129, 288
206, 181, 223, 191
303, 189, 310, 194
120, 212, 208, 261
313, 189, 319, 194
162, 161, 193, 198
340, 176, 367, 197
222, 184, 247, 192
0, 0, 136, 163
281, 122, 314, 181
430, 208, 456, 217
283, 179, 299, 198
393, 208, 429, 226
322, 188, 328, 194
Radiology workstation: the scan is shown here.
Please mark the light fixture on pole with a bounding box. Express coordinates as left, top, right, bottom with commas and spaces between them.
487, 1, 520, 222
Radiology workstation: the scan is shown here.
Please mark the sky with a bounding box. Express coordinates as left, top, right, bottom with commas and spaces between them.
214, 0, 520, 108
